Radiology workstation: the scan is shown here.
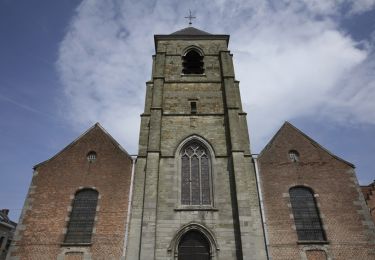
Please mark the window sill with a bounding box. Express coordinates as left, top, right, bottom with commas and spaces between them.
61, 242, 92, 247
174, 206, 218, 212
181, 73, 206, 77
297, 240, 329, 245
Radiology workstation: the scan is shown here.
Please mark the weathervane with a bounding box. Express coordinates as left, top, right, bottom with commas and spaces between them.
184, 10, 196, 26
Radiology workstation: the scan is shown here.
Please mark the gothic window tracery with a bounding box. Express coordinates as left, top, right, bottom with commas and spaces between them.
181, 141, 211, 205
182, 49, 204, 74
289, 187, 326, 241
64, 189, 98, 244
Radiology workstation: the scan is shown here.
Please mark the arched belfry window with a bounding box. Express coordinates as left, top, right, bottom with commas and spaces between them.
182, 49, 204, 74
289, 187, 326, 241
181, 141, 211, 205
178, 230, 210, 260
64, 189, 98, 244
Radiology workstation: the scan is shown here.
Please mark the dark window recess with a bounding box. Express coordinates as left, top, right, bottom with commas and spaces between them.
181, 141, 211, 205
64, 189, 98, 244
178, 231, 210, 260
5, 239, 11, 250
191, 102, 197, 114
289, 150, 299, 162
182, 50, 204, 74
289, 187, 326, 241
87, 151, 97, 162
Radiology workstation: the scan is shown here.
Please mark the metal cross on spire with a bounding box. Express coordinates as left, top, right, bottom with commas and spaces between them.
184, 10, 196, 26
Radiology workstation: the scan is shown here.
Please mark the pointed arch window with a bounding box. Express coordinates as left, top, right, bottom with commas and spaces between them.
289, 187, 326, 241
182, 49, 204, 74
64, 189, 98, 244
181, 141, 211, 205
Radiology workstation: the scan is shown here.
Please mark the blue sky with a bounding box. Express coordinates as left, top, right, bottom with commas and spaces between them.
1, 0, 374, 221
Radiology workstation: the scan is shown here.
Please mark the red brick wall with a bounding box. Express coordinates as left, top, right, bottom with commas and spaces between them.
9, 125, 133, 259
258, 123, 375, 260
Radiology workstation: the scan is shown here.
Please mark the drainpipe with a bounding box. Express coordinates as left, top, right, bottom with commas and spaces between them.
123, 155, 136, 258
253, 154, 270, 260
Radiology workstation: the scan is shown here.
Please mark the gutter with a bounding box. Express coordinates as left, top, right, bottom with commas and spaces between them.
253, 154, 270, 260
122, 155, 137, 258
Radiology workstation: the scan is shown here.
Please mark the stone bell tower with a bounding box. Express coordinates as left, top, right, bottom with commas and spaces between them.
126, 26, 267, 260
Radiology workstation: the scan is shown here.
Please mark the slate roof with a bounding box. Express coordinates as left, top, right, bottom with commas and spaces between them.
170, 26, 211, 36
154, 27, 229, 50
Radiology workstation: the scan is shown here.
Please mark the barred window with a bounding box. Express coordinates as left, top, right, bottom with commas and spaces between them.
87, 151, 97, 162
288, 150, 299, 162
181, 141, 211, 205
64, 189, 98, 244
289, 187, 326, 241
182, 50, 204, 74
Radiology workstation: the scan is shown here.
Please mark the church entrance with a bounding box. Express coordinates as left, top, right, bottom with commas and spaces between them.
178, 230, 210, 260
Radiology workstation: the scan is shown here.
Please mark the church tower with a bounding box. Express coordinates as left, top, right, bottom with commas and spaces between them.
126, 26, 267, 260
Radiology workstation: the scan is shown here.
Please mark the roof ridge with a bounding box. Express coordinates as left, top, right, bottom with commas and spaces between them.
170, 26, 211, 35
259, 121, 354, 168
33, 123, 131, 169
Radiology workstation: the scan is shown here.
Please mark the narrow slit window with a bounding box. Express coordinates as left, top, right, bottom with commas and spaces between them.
190, 101, 197, 114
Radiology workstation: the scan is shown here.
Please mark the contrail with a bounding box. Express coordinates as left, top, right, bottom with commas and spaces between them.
0, 92, 54, 119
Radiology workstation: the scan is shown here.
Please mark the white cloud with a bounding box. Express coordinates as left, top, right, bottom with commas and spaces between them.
57, 0, 375, 153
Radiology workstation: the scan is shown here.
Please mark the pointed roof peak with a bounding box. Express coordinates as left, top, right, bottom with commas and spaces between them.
33, 122, 131, 169
170, 26, 211, 36
259, 121, 354, 167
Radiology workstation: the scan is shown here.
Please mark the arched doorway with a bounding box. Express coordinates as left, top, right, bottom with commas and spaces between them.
178, 230, 210, 260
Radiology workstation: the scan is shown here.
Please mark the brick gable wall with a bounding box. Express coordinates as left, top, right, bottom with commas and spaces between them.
8, 125, 133, 260
258, 123, 375, 260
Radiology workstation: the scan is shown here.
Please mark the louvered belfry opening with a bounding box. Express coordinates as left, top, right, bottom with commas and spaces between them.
178, 230, 210, 260
64, 189, 98, 244
289, 187, 326, 241
181, 141, 211, 205
182, 50, 204, 74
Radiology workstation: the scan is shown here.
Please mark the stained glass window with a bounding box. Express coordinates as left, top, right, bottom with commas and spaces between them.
181, 141, 211, 205
289, 187, 326, 241
64, 189, 98, 244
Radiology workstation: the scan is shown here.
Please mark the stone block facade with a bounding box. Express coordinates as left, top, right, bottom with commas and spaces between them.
125, 28, 267, 260
258, 122, 375, 260
7, 124, 133, 260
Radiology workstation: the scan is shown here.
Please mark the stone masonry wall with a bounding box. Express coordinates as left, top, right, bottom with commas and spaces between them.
126, 35, 267, 260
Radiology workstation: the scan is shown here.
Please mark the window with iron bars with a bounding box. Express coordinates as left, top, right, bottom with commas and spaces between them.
64, 189, 98, 244
289, 187, 326, 241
